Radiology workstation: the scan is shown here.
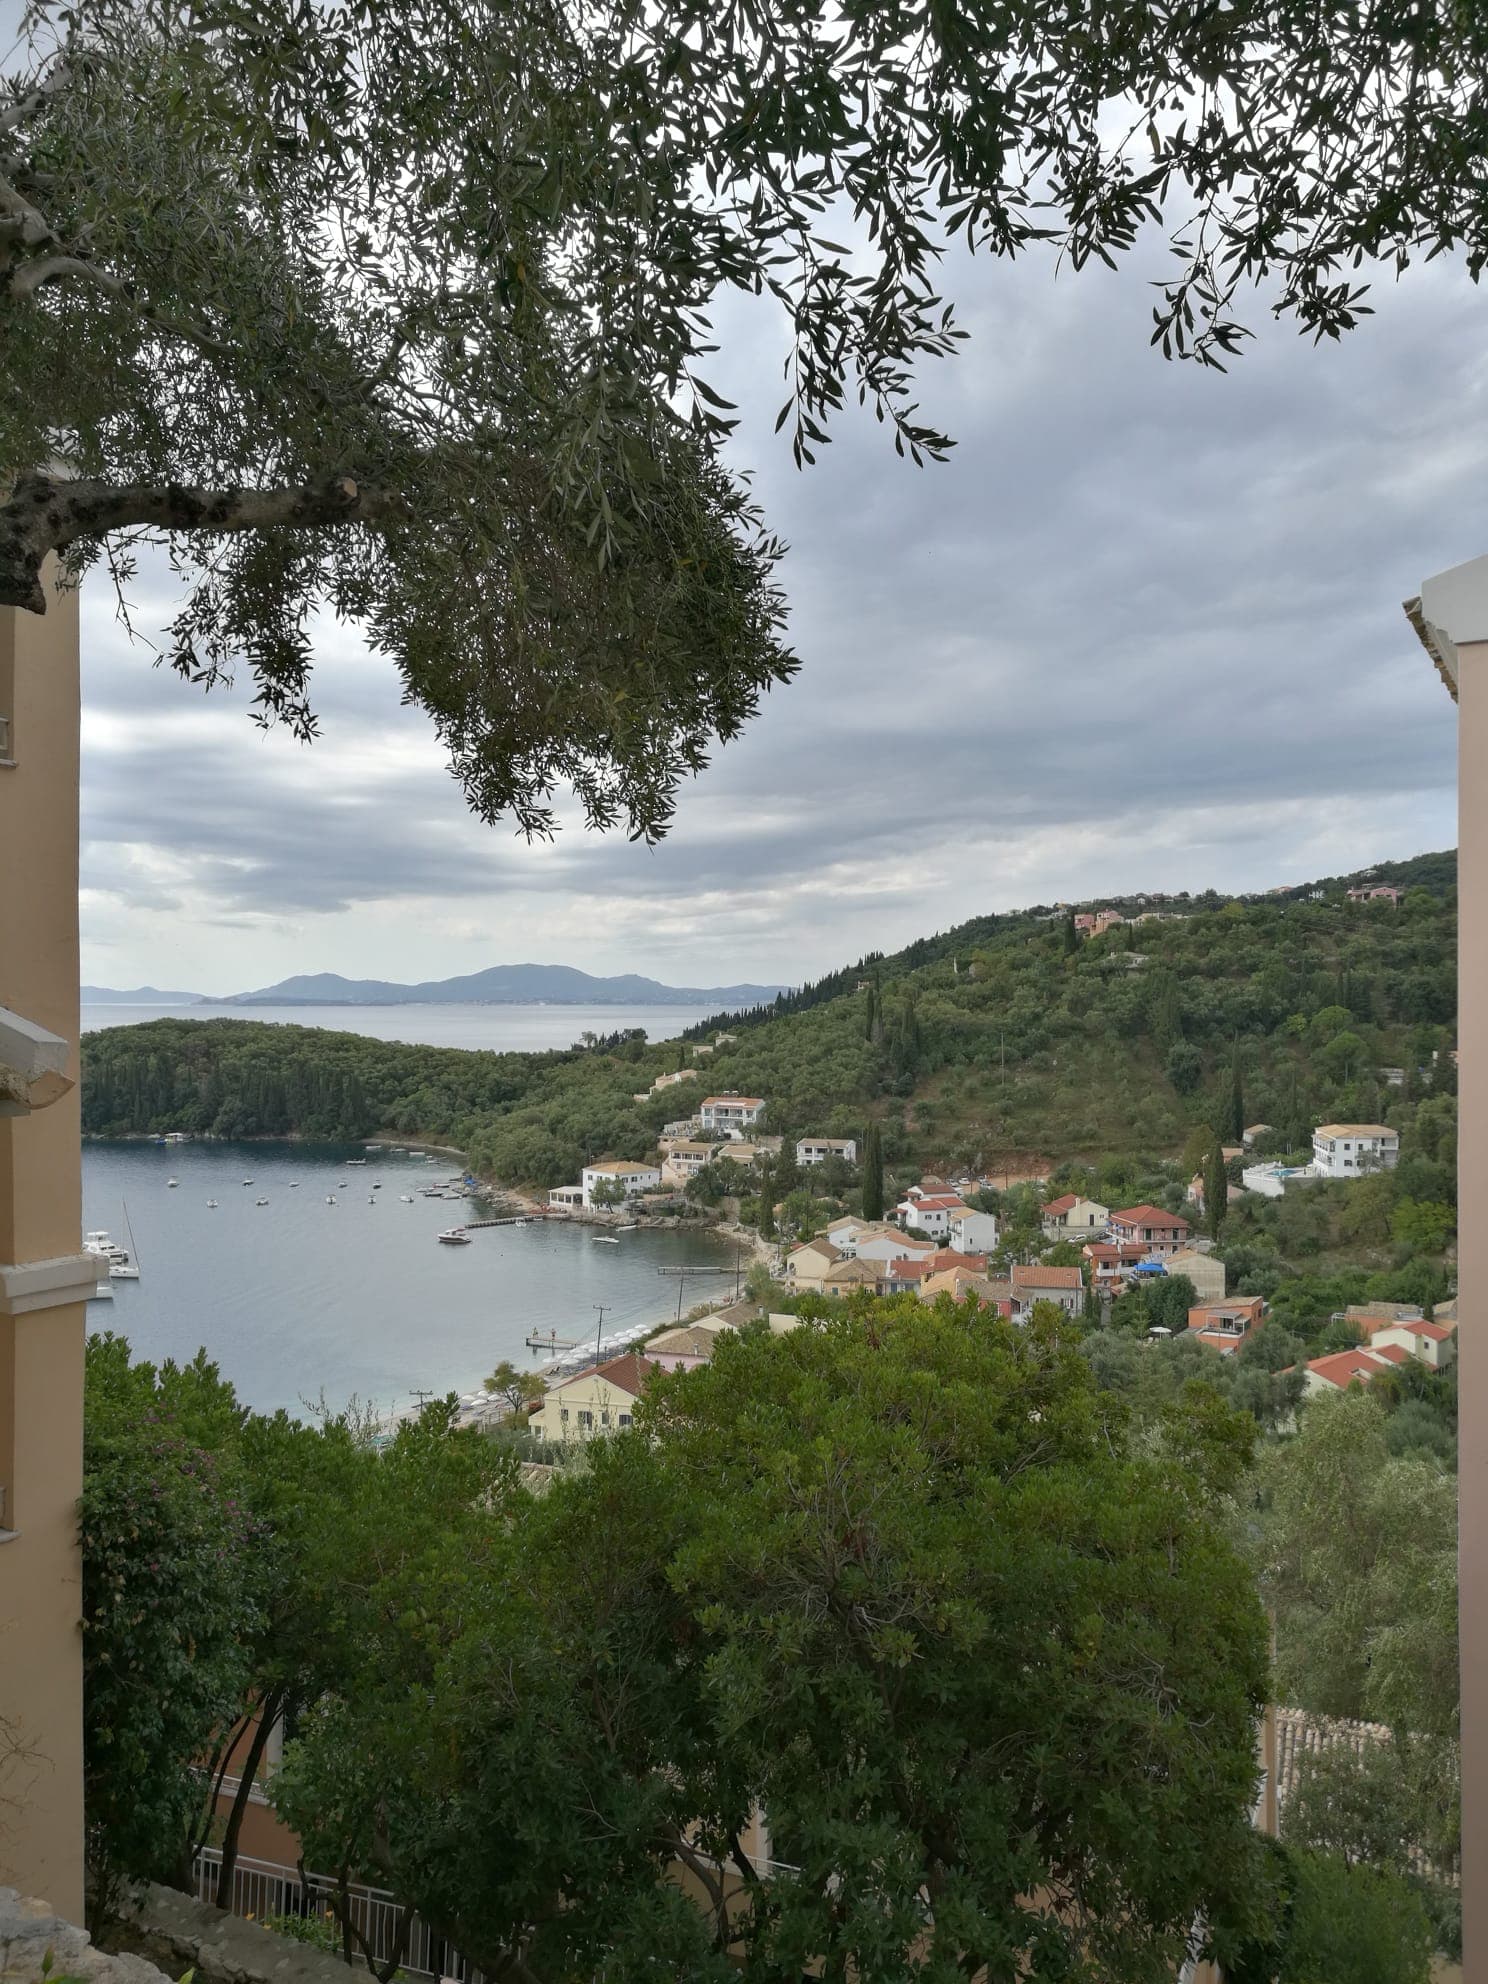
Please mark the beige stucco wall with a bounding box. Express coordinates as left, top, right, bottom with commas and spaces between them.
1457, 633, 1487, 1972
0, 578, 85, 1918
529, 1370, 643, 1442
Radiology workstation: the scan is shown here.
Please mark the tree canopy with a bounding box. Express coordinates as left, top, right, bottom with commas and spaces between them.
4, 2, 1486, 833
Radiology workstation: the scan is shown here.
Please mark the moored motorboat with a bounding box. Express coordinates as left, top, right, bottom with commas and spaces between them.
437, 1226, 471, 1245
326, 1195, 337, 1205
256, 1197, 269, 1206
593, 1235, 620, 1245
400, 1193, 414, 1202
207, 1199, 219, 1208
167, 1178, 178, 1187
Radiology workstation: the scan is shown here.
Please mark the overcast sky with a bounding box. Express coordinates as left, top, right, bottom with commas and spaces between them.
79, 241, 1473, 995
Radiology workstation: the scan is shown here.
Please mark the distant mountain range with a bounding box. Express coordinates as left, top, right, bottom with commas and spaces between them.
84, 966, 790, 1009
82, 985, 202, 1005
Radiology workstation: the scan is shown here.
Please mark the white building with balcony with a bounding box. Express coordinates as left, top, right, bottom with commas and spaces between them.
698, 1094, 766, 1138
1311, 1123, 1400, 1178
797, 1135, 857, 1166
579, 1159, 663, 1207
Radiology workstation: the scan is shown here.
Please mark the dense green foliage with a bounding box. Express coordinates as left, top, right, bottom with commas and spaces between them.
82, 853, 1457, 1195
80, 1334, 511, 1941
274, 1303, 1271, 1983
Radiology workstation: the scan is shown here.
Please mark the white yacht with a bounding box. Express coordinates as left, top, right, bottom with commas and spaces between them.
206, 1199, 219, 1208
399, 1194, 414, 1203
437, 1226, 471, 1245
593, 1235, 620, 1246
325, 1194, 338, 1205
255, 1197, 269, 1206
167, 1177, 178, 1188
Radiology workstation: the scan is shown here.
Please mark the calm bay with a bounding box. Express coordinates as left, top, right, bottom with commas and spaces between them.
81, 1001, 721, 1049
82, 1138, 736, 1419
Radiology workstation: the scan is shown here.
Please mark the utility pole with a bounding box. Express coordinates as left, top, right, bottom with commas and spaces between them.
410, 1387, 433, 1409
593, 1303, 608, 1361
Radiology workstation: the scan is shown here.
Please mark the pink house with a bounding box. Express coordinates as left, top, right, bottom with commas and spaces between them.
1347, 884, 1401, 905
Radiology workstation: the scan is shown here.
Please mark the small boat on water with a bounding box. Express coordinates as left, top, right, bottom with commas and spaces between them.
614, 1222, 637, 1232
437, 1226, 471, 1245
347, 1158, 367, 1167
109, 1209, 142, 1279
400, 1193, 414, 1202
290, 1182, 299, 1189
242, 1178, 253, 1186
256, 1197, 270, 1206
372, 1181, 382, 1190
368, 1195, 377, 1204
167, 1178, 178, 1188
593, 1235, 621, 1246
207, 1199, 219, 1208
326, 1195, 337, 1205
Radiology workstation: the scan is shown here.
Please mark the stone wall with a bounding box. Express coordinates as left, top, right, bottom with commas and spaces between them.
1, 1888, 374, 1984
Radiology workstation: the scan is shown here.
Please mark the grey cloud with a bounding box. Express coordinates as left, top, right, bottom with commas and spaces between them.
80, 237, 1466, 984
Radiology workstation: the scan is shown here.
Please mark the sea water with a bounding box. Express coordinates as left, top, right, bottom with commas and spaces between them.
82, 1139, 737, 1419
81, 1002, 722, 1050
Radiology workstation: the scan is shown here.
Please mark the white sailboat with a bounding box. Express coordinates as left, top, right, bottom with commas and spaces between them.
108, 1199, 142, 1278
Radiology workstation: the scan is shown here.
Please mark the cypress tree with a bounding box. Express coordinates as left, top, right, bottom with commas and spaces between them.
865, 984, 877, 1042
1205, 1140, 1228, 1241
1225, 1055, 1245, 1144
1062, 913, 1078, 956
862, 1122, 884, 1220
774, 1134, 800, 1199
759, 1161, 776, 1239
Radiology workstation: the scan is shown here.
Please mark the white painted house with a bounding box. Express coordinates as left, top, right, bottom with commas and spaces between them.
1311, 1124, 1400, 1178
698, 1094, 766, 1138
797, 1135, 858, 1166
948, 1208, 1000, 1254
580, 1159, 663, 1207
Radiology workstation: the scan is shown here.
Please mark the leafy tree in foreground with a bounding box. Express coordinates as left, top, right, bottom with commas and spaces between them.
81, 1338, 260, 1930
484, 1359, 546, 1417
5, 2, 1487, 832
276, 1304, 1272, 1982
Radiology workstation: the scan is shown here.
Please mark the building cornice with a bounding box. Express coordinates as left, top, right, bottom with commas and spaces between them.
1406, 548, 1488, 704
0, 1252, 100, 1316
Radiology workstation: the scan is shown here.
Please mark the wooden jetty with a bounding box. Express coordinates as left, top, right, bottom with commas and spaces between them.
525, 1330, 581, 1351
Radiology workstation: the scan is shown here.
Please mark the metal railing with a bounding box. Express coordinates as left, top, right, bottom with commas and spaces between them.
194, 1849, 479, 1982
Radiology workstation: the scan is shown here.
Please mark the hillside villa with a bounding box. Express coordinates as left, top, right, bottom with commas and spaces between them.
1107, 1204, 1191, 1256
1310, 1123, 1400, 1177
698, 1093, 767, 1137
581, 1159, 663, 1206
797, 1135, 857, 1165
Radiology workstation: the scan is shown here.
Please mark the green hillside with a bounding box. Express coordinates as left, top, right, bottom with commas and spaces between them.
82, 850, 1457, 1189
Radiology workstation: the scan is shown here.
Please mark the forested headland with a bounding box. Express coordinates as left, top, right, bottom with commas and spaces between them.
82, 850, 1457, 1192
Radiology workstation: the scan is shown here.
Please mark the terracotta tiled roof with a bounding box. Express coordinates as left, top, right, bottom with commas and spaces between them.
1012, 1263, 1083, 1290
1306, 1348, 1390, 1388
547, 1351, 660, 1399
1041, 1193, 1078, 1215
1274, 1707, 1458, 1886
1110, 1204, 1189, 1228
1368, 1342, 1410, 1365
646, 1325, 718, 1358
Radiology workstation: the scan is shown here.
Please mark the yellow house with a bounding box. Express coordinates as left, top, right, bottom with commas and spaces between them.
0, 576, 92, 1918
785, 1237, 842, 1290
527, 1352, 659, 1443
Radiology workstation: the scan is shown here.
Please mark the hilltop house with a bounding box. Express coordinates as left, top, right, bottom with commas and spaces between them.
1107, 1204, 1191, 1256
1311, 1123, 1400, 1178
797, 1135, 858, 1166
580, 1158, 662, 1207
660, 1139, 717, 1185
1187, 1296, 1265, 1355
820, 1257, 882, 1297
698, 1093, 766, 1138
920, 1267, 1012, 1311
1347, 884, 1402, 905
1302, 1347, 1404, 1397
527, 1352, 660, 1442
1040, 1194, 1109, 1240
1083, 1239, 1152, 1291
1009, 1262, 1084, 1319
851, 1225, 938, 1267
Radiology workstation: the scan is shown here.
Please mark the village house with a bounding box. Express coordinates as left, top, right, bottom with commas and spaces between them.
879, 1256, 934, 1293
660, 1139, 717, 1185
1040, 1193, 1109, 1240
547, 1183, 585, 1210
580, 1158, 663, 1207
1083, 1239, 1151, 1291
728, 1138, 782, 1167
644, 1325, 719, 1372
698, 1093, 767, 1138
823, 1213, 871, 1253
1241, 1123, 1273, 1148
851, 1224, 938, 1266
919, 1267, 1012, 1311
1310, 1123, 1401, 1178
1346, 1301, 1427, 1332
1107, 1204, 1191, 1256
785, 1236, 843, 1290
528, 1352, 660, 1442
1165, 1246, 1226, 1303
1009, 1262, 1084, 1319
891, 1192, 970, 1236
651, 1068, 699, 1093
948, 1207, 1000, 1253
1347, 884, 1402, 905
797, 1135, 858, 1166
820, 1257, 883, 1297
1186, 1296, 1265, 1355
1370, 1318, 1457, 1370
1302, 1346, 1406, 1397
